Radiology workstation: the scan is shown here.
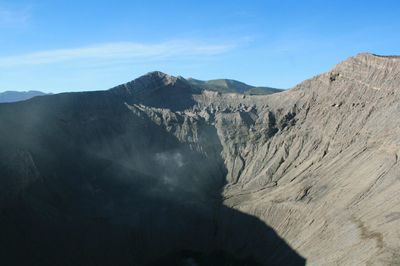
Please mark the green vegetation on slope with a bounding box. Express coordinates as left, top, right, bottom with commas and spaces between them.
187, 78, 283, 95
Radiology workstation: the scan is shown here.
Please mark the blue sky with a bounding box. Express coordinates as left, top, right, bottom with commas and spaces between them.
0, 0, 399, 93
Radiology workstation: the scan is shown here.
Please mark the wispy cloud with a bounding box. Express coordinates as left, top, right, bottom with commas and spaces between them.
0, 40, 235, 68
0, 5, 31, 27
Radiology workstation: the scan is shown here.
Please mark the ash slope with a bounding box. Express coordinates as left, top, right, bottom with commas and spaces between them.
215, 53, 400, 265
114, 54, 400, 265
1, 53, 400, 265
0, 72, 302, 265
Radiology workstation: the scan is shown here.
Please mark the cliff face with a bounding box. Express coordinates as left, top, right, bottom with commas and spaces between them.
0, 73, 303, 265
124, 54, 400, 265
218, 53, 400, 265
0, 53, 399, 265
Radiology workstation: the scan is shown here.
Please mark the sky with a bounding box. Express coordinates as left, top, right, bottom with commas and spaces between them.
0, 0, 399, 93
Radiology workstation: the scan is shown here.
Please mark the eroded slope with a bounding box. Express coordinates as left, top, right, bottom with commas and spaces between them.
134, 54, 400, 265
1, 54, 399, 265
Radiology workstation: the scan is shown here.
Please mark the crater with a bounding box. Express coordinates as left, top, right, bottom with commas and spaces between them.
0, 92, 305, 265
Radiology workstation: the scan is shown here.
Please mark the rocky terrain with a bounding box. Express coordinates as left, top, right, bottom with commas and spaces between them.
0, 53, 399, 265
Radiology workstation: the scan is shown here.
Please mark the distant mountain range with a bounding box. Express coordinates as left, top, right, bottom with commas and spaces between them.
0, 79, 281, 104
187, 78, 283, 95
0, 91, 48, 103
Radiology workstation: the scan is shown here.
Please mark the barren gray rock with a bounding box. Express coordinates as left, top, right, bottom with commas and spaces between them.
0, 53, 399, 265
128, 54, 400, 265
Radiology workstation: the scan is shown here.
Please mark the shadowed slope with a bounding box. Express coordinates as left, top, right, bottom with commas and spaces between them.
0, 73, 305, 265
2, 53, 399, 265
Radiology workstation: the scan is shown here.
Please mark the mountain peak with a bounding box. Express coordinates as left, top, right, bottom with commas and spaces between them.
141, 71, 179, 85
110, 71, 199, 111
132, 71, 181, 88
111, 71, 188, 97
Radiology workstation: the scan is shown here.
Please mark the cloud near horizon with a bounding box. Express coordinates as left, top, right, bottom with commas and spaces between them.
0, 40, 236, 68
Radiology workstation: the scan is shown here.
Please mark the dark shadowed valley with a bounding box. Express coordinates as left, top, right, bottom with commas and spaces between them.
1, 53, 400, 265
